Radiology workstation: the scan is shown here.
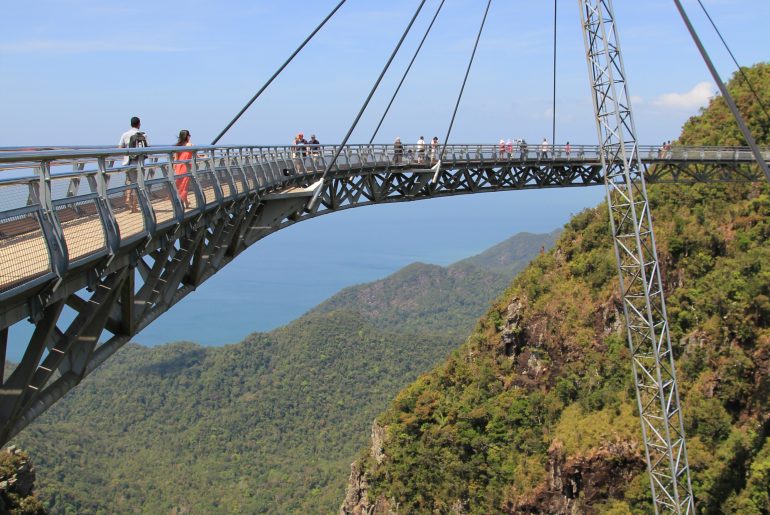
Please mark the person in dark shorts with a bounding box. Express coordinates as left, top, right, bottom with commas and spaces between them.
118, 116, 149, 213
394, 137, 403, 164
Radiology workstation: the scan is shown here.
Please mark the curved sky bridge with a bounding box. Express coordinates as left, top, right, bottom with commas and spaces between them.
0, 142, 766, 447
1, 143, 766, 305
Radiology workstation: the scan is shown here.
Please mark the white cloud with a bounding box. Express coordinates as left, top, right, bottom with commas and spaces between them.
0, 39, 188, 55
650, 82, 715, 110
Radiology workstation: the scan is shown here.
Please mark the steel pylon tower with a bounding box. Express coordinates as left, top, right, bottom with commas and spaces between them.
577, 0, 695, 512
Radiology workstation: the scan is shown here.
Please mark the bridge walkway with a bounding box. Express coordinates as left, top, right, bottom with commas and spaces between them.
0, 143, 766, 300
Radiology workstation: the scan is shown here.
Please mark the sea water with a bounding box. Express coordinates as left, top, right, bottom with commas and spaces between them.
6, 187, 604, 360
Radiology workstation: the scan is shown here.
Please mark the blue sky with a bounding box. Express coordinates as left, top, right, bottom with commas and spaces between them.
2, 1, 769, 352
2, 0, 768, 147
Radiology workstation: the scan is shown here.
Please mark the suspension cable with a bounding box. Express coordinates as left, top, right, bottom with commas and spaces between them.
211, 0, 348, 145
672, 0, 770, 183
320, 0, 427, 180
439, 0, 493, 157
695, 0, 770, 126
368, 0, 447, 144
551, 0, 557, 146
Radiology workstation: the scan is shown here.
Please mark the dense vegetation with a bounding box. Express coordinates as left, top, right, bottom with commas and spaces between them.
345, 64, 770, 513
12, 232, 553, 513
312, 231, 559, 341
17, 313, 452, 513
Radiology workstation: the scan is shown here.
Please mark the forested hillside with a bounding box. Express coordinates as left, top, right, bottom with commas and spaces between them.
312, 231, 559, 341
455, 230, 560, 279
17, 312, 451, 513
12, 231, 554, 513
342, 63, 770, 514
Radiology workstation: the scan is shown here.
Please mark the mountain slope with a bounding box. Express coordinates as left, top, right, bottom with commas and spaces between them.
310, 262, 507, 340
454, 229, 560, 279
342, 63, 770, 513
18, 311, 456, 513
311, 231, 557, 340
12, 230, 555, 513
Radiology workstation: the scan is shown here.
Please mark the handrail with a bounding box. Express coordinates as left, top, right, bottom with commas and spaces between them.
0, 142, 766, 303
0, 143, 767, 164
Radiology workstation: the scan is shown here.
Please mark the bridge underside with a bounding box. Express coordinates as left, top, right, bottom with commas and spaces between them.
0, 155, 764, 444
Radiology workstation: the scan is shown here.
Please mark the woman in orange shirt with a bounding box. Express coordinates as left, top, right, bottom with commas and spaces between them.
174, 129, 193, 209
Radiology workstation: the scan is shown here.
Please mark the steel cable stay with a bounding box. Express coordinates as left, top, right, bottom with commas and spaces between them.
368, 0, 447, 145
695, 0, 770, 130
211, 0, 349, 145
317, 0, 427, 184
437, 0, 494, 165
672, 0, 770, 183
552, 0, 558, 147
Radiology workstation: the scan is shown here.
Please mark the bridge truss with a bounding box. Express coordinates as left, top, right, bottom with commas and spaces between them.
0, 144, 765, 453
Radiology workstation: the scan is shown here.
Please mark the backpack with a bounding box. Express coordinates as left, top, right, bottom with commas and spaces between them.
127, 131, 148, 164
128, 131, 148, 148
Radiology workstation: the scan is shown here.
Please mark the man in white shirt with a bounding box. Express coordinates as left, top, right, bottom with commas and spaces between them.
540, 138, 550, 159
118, 116, 149, 213
118, 116, 149, 165
416, 136, 425, 164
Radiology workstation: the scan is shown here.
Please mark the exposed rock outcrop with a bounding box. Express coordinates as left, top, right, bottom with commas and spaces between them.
340, 460, 373, 515
507, 439, 644, 514
340, 421, 396, 514
0, 446, 46, 514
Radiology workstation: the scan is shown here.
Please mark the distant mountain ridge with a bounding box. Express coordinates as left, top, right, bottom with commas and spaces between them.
12, 229, 558, 513
456, 229, 560, 278
311, 230, 560, 340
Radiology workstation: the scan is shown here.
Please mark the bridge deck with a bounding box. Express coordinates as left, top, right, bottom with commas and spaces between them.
0, 142, 766, 447
0, 143, 766, 303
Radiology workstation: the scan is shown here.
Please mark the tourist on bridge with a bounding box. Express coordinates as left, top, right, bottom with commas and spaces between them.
565, 141, 571, 158
540, 138, 550, 159
430, 137, 439, 162
519, 139, 528, 160
293, 133, 308, 157
417, 136, 426, 164
498, 138, 505, 158
118, 116, 149, 213
173, 130, 193, 210
506, 139, 513, 157
308, 134, 320, 155
393, 137, 403, 164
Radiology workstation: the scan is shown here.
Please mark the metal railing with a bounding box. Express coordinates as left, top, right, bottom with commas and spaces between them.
0, 143, 766, 301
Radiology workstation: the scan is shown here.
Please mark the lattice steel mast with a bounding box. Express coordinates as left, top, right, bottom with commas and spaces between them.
577, 1, 694, 512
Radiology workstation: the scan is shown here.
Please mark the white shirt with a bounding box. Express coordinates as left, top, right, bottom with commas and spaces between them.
118, 127, 149, 165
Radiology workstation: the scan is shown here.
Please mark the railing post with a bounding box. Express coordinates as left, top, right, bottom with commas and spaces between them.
95, 157, 121, 256
135, 158, 156, 236
188, 153, 205, 211
38, 160, 68, 278
166, 152, 185, 223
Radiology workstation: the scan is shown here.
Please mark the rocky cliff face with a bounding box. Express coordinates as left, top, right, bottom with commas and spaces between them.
508, 440, 644, 514
0, 446, 45, 514
341, 289, 642, 514
340, 421, 395, 515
